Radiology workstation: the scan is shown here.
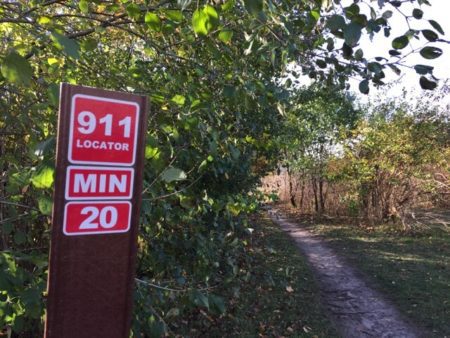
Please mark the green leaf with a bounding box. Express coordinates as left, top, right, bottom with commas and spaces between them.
388, 64, 401, 75
414, 64, 434, 75
47, 83, 59, 106
326, 38, 335, 51
370, 7, 376, 20
126, 4, 141, 20
161, 167, 187, 183
38, 196, 53, 216
145, 145, 159, 159
179, 195, 194, 209
420, 46, 443, 59
191, 290, 209, 309
145, 12, 161, 31
171, 94, 186, 106
31, 166, 54, 189
51, 32, 80, 59
344, 3, 360, 18
150, 93, 165, 104
35, 136, 56, 157
222, 0, 235, 11
422, 29, 438, 42
166, 10, 183, 22
166, 308, 180, 317
342, 42, 353, 59
218, 29, 234, 43
389, 49, 401, 56
37, 16, 51, 25
79, 0, 89, 13
192, 9, 209, 35
368, 62, 382, 74
80, 38, 98, 52
343, 23, 362, 47
391, 35, 409, 49
244, 0, 263, 16
192, 5, 218, 35
21, 288, 42, 318
429, 20, 444, 35
316, 59, 327, 69
382, 10, 393, 19
412, 8, 423, 19
310, 10, 320, 21
359, 79, 369, 94
209, 294, 226, 314
326, 15, 346, 32
204, 5, 219, 30
1, 51, 33, 86
419, 76, 437, 90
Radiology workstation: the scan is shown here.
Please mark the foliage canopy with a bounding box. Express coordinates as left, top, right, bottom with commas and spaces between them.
0, 0, 447, 335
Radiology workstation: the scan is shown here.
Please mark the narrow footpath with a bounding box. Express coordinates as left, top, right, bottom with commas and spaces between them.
268, 209, 421, 338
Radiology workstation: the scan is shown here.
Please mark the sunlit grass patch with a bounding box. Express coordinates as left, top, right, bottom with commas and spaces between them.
305, 216, 450, 337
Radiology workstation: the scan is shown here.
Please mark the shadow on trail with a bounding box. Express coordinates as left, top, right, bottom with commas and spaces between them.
269, 209, 422, 338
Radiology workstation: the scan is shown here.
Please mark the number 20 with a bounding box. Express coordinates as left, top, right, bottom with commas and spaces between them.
79, 206, 118, 229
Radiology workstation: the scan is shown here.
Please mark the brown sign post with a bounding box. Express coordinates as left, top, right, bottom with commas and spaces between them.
45, 84, 148, 337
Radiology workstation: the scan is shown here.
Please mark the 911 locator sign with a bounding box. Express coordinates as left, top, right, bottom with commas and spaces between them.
46, 84, 147, 338
62, 92, 141, 236
68, 94, 139, 166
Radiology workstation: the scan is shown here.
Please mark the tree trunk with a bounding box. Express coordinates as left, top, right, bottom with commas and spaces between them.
319, 177, 325, 214
286, 164, 297, 208
312, 176, 319, 214
299, 177, 306, 211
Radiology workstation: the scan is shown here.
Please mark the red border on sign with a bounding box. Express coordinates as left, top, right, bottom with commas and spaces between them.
68, 94, 140, 166
65, 166, 135, 200
63, 201, 132, 236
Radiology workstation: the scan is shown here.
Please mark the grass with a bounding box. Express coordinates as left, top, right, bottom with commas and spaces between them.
181, 213, 337, 337
281, 208, 450, 337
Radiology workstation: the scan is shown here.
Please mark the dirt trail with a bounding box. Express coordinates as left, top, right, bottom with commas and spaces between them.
268, 209, 421, 338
